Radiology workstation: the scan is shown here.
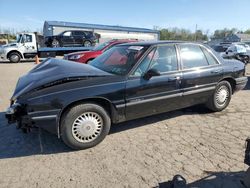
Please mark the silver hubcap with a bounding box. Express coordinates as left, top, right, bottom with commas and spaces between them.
52, 40, 59, 47
84, 41, 91, 47
10, 55, 19, 62
215, 85, 229, 106
72, 112, 103, 143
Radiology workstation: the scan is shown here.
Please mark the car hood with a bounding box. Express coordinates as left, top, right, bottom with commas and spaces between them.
66, 50, 100, 56
2, 43, 18, 48
12, 58, 111, 100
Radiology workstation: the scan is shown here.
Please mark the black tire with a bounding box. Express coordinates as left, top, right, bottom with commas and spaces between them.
52, 39, 61, 48
61, 103, 111, 150
83, 40, 92, 47
206, 81, 232, 112
9, 52, 21, 63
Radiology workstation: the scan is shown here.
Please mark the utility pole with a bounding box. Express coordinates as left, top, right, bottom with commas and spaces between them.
195, 24, 198, 41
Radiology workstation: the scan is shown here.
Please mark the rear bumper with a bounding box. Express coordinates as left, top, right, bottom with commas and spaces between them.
235, 76, 248, 92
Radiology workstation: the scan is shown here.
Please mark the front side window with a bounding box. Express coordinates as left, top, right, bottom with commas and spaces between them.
179, 44, 208, 69
89, 45, 148, 75
23, 34, 32, 43
133, 48, 156, 76
149, 45, 178, 73
133, 45, 178, 76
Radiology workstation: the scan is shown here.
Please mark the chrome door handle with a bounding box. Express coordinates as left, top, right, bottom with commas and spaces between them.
211, 69, 223, 74
168, 76, 181, 81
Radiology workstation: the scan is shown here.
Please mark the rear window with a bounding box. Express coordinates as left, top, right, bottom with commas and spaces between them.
201, 47, 219, 65
179, 44, 208, 69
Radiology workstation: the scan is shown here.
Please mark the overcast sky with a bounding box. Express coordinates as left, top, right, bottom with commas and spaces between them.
0, 0, 249, 34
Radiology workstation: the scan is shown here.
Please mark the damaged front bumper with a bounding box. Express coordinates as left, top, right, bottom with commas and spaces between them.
5, 102, 59, 134
5, 103, 22, 124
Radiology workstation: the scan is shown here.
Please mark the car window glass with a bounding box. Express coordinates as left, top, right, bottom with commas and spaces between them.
179, 44, 208, 69
227, 46, 236, 52
24, 34, 32, 42
201, 47, 219, 65
149, 45, 178, 73
90, 45, 148, 75
63, 31, 71, 36
84, 31, 93, 37
73, 31, 84, 36
133, 48, 156, 76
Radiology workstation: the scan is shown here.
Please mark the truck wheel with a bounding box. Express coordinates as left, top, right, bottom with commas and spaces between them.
61, 103, 111, 150
83, 40, 92, 47
52, 39, 60, 48
9, 52, 21, 63
206, 81, 232, 112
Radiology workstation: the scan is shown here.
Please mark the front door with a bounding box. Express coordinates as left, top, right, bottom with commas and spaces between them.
72, 31, 85, 46
125, 44, 183, 120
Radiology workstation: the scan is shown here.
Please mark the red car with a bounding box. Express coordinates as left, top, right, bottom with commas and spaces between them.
64, 39, 138, 63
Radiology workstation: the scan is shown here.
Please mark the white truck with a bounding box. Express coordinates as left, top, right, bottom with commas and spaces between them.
0, 32, 92, 63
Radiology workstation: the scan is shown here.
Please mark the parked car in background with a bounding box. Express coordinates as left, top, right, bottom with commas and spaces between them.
45, 30, 98, 48
222, 43, 250, 64
6, 41, 248, 149
211, 44, 228, 53
64, 39, 138, 63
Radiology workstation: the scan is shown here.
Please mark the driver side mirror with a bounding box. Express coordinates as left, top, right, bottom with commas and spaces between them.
143, 69, 160, 80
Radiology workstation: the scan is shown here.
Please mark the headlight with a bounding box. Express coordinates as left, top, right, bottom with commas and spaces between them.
69, 54, 84, 60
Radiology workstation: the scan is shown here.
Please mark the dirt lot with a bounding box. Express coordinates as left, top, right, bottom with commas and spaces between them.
0, 61, 250, 188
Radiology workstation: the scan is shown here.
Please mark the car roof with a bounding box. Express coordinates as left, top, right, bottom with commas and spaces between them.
118, 40, 203, 46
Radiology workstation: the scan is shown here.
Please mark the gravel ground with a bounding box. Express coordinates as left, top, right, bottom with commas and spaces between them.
0, 61, 249, 188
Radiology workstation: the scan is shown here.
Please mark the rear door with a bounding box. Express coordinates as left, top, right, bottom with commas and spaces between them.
125, 44, 183, 120
178, 44, 223, 106
73, 31, 85, 46
61, 31, 74, 46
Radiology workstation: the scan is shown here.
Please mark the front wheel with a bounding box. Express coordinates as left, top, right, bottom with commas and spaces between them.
52, 39, 60, 48
61, 103, 111, 150
9, 52, 21, 63
206, 81, 232, 112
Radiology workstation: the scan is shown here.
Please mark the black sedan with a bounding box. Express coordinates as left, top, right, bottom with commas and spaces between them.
45, 30, 97, 48
6, 41, 248, 149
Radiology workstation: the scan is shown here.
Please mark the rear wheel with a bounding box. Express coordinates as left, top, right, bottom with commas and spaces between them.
61, 103, 111, 150
83, 40, 92, 47
206, 81, 232, 112
9, 52, 21, 63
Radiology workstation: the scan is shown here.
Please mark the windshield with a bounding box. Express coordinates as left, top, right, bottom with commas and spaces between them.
93, 41, 110, 51
89, 45, 148, 75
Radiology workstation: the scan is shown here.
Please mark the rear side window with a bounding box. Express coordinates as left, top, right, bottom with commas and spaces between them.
73, 31, 84, 36
84, 31, 93, 37
201, 47, 219, 65
179, 44, 208, 69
